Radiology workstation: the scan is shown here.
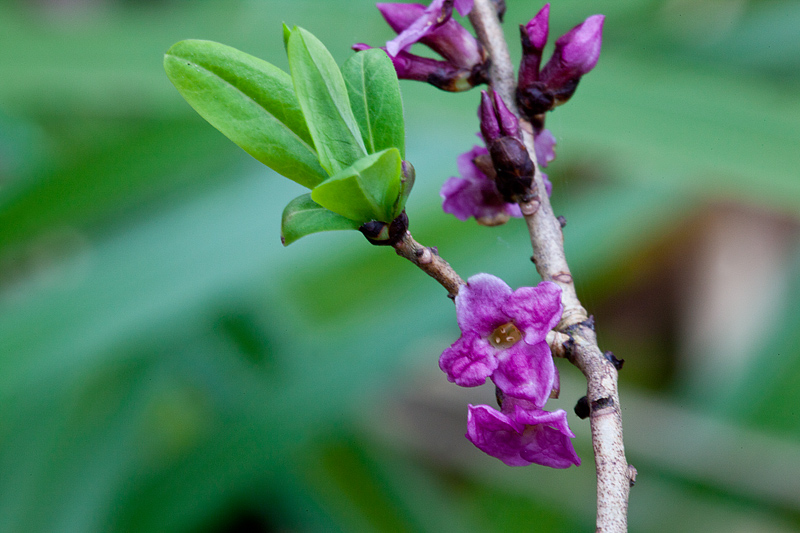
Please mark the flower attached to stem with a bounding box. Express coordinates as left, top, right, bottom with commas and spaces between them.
439, 274, 579, 467
440, 145, 522, 225
357, 1, 489, 91
467, 393, 580, 468
439, 273, 562, 407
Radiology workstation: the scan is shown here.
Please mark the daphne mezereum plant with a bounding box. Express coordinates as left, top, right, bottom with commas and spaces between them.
164, 0, 634, 530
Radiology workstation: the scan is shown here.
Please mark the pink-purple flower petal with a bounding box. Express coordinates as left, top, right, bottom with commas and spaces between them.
466, 404, 580, 468
513, 406, 581, 468
439, 331, 499, 386
504, 281, 562, 345
378, 1, 482, 68
441, 145, 523, 223
534, 129, 556, 168
541, 172, 552, 196
456, 273, 513, 335
492, 341, 556, 407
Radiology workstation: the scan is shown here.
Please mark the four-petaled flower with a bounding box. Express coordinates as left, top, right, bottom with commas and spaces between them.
467, 394, 580, 468
439, 273, 562, 408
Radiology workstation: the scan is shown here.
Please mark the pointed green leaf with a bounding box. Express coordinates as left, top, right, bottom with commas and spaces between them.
311, 148, 402, 223
282, 23, 292, 52
164, 40, 327, 188
280, 194, 362, 246
342, 48, 405, 158
287, 27, 367, 175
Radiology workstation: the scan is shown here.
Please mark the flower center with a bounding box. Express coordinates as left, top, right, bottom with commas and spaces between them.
489, 322, 522, 348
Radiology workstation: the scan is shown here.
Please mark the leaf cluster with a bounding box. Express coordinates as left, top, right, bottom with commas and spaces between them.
164, 26, 409, 245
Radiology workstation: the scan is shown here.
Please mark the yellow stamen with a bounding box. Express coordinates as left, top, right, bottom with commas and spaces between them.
489, 322, 522, 348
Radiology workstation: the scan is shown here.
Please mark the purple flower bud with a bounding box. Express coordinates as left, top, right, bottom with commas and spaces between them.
379, 1, 483, 68
478, 90, 533, 202
479, 91, 501, 143
539, 14, 604, 96
493, 91, 518, 138
526, 3, 550, 51
518, 4, 550, 88
479, 90, 519, 143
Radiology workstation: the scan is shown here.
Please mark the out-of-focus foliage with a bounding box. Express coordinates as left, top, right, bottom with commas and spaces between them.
1, 0, 799, 531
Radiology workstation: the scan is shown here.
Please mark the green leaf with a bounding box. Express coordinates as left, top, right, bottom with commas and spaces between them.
342, 49, 405, 158
311, 148, 402, 223
282, 23, 292, 52
287, 27, 367, 175
280, 194, 362, 246
164, 39, 327, 188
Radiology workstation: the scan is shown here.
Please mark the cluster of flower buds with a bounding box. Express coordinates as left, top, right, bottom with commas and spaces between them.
354, 0, 490, 91
479, 89, 535, 204
517, 4, 604, 120
440, 273, 580, 468
440, 91, 557, 226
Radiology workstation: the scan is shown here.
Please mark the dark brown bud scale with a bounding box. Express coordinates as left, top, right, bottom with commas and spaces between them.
472, 152, 496, 179
427, 68, 472, 92
359, 211, 409, 247
604, 350, 625, 370
551, 77, 580, 106
468, 59, 491, 87
575, 396, 590, 419
516, 82, 555, 117
489, 136, 534, 202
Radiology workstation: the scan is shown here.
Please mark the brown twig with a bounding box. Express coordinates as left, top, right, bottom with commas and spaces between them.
393, 231, 465, 298
469, 1, 633, 531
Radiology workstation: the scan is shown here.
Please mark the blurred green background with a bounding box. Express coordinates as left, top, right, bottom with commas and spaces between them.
1, 0, 799, 531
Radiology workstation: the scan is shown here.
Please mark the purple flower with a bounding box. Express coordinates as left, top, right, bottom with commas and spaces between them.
466, 398, 580, 468
365, 1, 487, 91
379, 2, 481, 68
440, 146, 522, 225
439, 273, 562, 406
353, 43, 475, 92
